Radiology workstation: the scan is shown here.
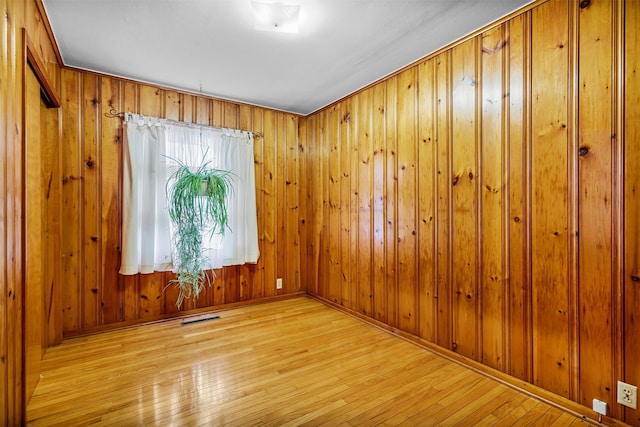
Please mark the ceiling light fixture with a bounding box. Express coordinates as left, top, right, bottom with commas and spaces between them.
252, 1, 301, 34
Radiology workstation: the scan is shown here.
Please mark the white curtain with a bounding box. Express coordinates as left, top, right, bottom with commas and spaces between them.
119, 113, 260, 275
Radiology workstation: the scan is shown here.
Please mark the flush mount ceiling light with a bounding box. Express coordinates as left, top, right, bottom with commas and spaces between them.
252, 1, 301, 33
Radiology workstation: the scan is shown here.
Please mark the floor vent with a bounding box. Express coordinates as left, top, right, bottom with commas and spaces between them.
181, 315, 221, 326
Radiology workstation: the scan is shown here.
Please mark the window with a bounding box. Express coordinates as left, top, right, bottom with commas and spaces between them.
119, 113, 259, 276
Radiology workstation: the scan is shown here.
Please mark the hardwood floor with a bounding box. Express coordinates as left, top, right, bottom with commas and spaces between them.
27, 297, 588, 426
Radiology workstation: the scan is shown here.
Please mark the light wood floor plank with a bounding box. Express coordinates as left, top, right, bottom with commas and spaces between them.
27, 297, 585, 426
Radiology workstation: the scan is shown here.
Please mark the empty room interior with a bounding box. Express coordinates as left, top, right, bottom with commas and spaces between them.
2, 0, 640, 425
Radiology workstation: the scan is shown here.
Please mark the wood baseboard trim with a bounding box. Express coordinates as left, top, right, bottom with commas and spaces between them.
62, 292, 307, 339
307, 293, 629, 427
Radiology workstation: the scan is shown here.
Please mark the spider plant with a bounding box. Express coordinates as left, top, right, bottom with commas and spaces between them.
166, 157, 232, 307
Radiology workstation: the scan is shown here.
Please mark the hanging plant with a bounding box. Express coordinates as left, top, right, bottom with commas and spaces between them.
166, 157, 232, 307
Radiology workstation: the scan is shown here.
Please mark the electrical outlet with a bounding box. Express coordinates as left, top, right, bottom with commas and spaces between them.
276, 277, 283, 290
617, 381, 638, 410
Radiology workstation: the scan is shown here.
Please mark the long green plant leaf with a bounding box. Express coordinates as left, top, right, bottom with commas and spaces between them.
165, 156, 232, 307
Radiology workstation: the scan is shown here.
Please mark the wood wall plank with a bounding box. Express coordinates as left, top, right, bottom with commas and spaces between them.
60, 69, 82, 333
451, 39, 479, 360
327, 105, 341, 304
480, 24, 506, 371
417, 58, 436, 343
100, 78, 123, 323
385, 76, 398, 329
371, 84, 387, 323
357, 89, 373, 317
7, 4, 26, 423
530, 0, 570, 398
340, 98, 353, 308
396, 70, 418, 334
577, 0, 615, 413
285, 113, 300, 294
275, 113, 286, 296
506, 12, 531, 383
625, 1, 640, 425
435, 51, 453, 349
82, 73, 101, 328
0, 0, 8, 419
307, 114, 321, 296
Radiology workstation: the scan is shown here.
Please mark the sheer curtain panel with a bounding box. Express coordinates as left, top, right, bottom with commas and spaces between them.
119, 113, 260, 275
120, 114, 172, 274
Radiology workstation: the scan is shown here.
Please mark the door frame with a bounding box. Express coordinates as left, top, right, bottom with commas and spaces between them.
21, 27, 60, 421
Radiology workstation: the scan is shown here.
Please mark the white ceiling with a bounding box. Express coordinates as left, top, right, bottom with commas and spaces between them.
42, 0, 533, 115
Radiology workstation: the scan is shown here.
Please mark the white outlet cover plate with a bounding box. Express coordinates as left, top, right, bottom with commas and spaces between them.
617, 381, 638, 410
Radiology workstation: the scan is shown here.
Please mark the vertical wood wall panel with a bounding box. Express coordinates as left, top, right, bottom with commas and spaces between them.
82, 73, 100, 328
285, 113, 300, 293
417, 59, 436, 342
275, 112, 286, 296
451, 39, 479, 360
530, 0, 571, 398
506, 12, 531, 383
625, 1, 640, 424
357, 89, 373, 317
60, 69, 82, 332
371, 84, 387, 323
435, 51, 453, 349
5, 7, 24, 421
340, 99, 353, 308
0, 0, 9, 420
327, 105, 341, 304
385, 77, 398, 328
308, 115, 321, 296
577, 0, 615, 413
301, 0, 638, 424
480, 25, 506, 371
100, 77, 123, 324
396, 70, 418, 334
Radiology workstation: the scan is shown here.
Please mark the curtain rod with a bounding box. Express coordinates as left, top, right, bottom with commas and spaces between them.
105, 108, 264, 139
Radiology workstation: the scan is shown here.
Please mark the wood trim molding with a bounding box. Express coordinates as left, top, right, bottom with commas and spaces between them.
23, 28, 60, 108
33, 0, 64, 65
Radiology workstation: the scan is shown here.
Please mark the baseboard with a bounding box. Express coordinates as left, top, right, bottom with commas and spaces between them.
62, 291, 307, 339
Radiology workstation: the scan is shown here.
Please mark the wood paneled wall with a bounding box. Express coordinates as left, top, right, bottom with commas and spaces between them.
1, 0, 61, 424
57, 70, 302, 336
301, 0, 639, 424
